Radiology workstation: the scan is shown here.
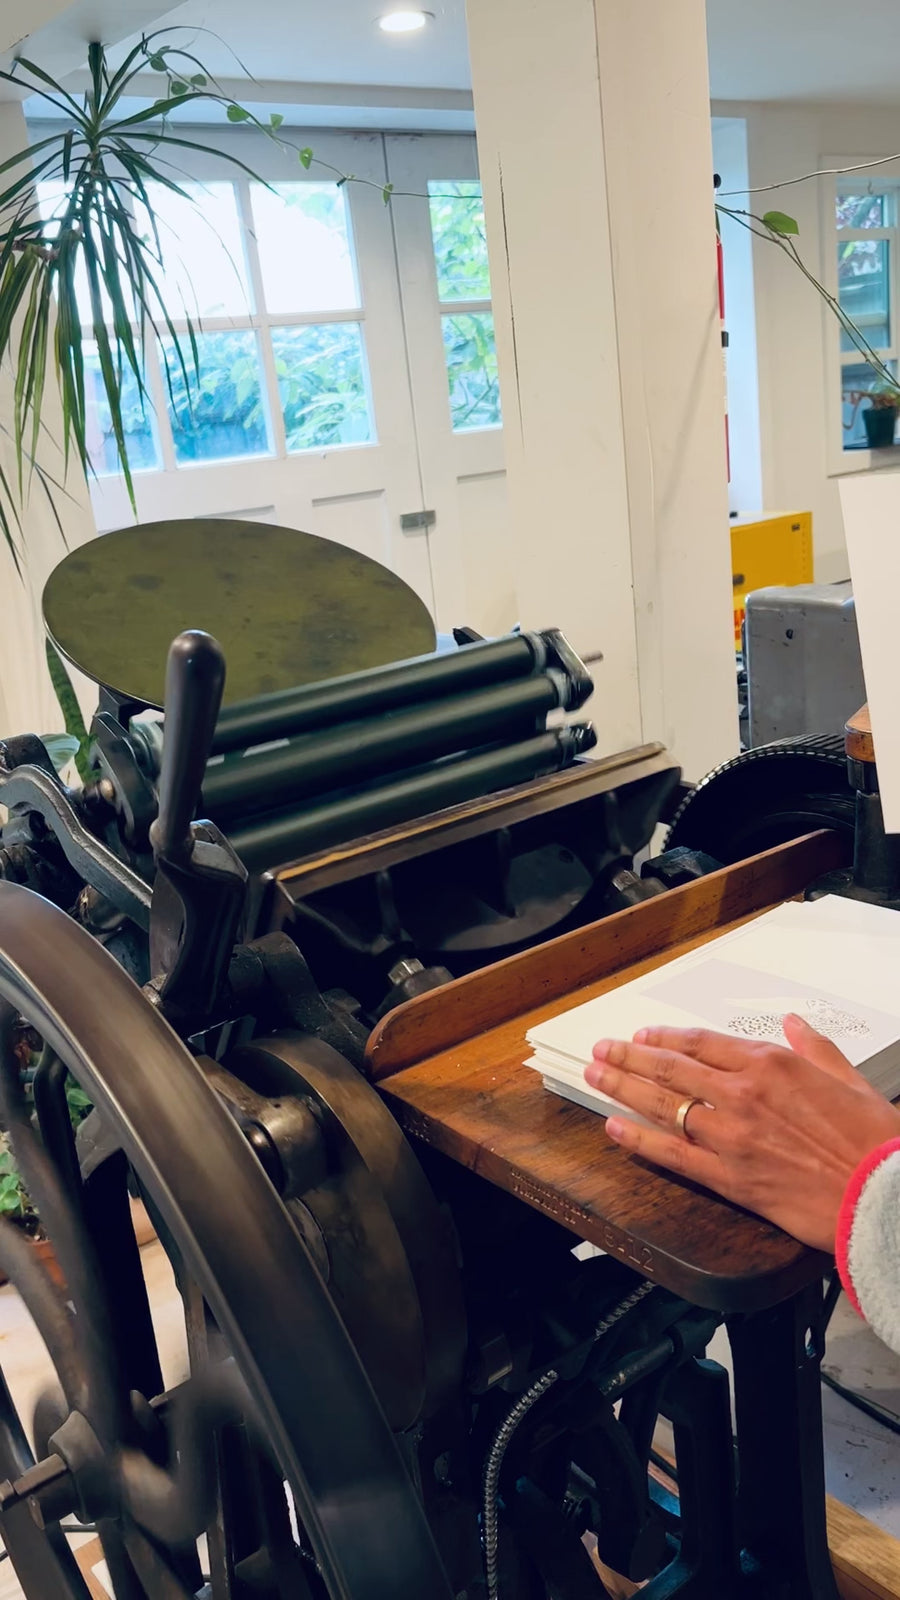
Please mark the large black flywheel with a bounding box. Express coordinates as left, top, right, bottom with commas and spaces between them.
665, 735, 855, 864
0, 880, 457, 1600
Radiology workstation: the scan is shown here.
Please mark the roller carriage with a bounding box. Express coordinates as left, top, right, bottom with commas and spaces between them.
0, 525, 865, 1599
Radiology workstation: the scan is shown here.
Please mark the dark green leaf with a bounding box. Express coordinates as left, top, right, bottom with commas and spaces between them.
226, 104, 250, 122
191, 73, 208, 87
762, 210, 799, 237
148, 54, 167, 71
45, 641, 91, 782
170, 79, 189, 96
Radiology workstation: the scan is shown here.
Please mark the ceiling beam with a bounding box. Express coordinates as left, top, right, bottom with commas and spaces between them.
55, 70, 475, 113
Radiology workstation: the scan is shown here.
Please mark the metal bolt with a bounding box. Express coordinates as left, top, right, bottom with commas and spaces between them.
388, 957, 425, 986
98, 778, 116, 803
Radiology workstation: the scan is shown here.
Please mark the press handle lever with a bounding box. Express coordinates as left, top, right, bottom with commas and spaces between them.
151, 631, 225, 862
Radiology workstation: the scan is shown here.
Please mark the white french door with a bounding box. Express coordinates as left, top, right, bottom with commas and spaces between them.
69, 126, 512, 633
385, 134, 514, 637
83, 129, 437, 612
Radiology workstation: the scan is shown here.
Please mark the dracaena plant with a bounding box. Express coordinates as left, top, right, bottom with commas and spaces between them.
0, 31, 312, 566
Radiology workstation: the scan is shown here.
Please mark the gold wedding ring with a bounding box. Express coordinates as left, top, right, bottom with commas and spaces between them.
674, 1096, 702, 1142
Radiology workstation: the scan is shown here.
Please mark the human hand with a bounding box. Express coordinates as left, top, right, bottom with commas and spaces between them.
585, 1015, 900, 1251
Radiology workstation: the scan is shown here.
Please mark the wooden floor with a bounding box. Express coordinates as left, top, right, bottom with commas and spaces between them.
0, 1242, 895, 1599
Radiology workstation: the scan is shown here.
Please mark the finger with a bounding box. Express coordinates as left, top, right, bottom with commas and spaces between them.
631, 1026, 758, 1070
782, 1013, 862, 1085
590, 1038, 724, 1105
586, 1060, 718, 1147
604, 1113, 732, 1194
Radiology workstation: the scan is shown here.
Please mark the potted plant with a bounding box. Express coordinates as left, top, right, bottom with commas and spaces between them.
0, 1139, 62, 1283
862, 387, 900, 449
0, 32, 313, 562
716, 198, 900, 448
0, 1025, 95, 1286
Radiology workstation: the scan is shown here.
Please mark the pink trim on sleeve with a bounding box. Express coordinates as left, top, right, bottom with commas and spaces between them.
836, 1137, 900, 1318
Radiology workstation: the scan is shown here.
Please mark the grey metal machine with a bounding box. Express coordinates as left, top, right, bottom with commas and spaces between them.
745, 581, 865, 748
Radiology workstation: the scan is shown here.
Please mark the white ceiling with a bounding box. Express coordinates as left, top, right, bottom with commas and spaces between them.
122, 0, 472, 92
706, 0, 900, 104
13, 0, 900, 111
136, 0, 900, 105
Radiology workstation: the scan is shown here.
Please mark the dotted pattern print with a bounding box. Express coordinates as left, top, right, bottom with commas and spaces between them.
727, 999, 872, 1042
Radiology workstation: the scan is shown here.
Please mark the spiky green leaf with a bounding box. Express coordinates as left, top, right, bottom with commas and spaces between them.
45, 640, 91, 782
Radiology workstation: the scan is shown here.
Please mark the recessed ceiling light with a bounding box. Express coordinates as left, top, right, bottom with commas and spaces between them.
378, 10, 432, 33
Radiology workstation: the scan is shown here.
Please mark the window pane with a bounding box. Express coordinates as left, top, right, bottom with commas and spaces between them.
138, 182, 251, 319
442, 311, 501, 431
841, 360, 898, 448
428, 180, 492, 302
838, 238, 890, 350
836, 192, 894, 229
162, 332, 270, 464
250, 184, 359, 314
84, 345, 160, 476
271, 323, 373, 451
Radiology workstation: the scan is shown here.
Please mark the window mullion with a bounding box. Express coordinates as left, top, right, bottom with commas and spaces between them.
235, 175, 287, 459
143, 322, 178, 475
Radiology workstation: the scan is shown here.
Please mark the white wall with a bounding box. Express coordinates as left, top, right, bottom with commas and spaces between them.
467, 0, 738, 783
712, 116, 763, 517
714, 100, 900, 583
0, 100, 97, 740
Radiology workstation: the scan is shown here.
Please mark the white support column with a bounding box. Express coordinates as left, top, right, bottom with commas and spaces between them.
0, 100, 97, 738
466, 0, 738, 781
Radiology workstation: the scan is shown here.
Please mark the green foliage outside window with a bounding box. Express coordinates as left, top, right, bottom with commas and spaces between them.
274, 324, 372, 452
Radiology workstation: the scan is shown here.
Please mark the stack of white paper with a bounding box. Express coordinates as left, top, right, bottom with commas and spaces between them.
525, 895, 900, 1119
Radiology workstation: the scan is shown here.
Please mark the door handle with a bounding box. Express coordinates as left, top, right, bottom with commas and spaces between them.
400, 510, 436, 532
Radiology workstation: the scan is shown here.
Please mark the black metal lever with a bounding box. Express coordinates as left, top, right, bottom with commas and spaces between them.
151, 630, 226, 862
148, 633, 247, 1028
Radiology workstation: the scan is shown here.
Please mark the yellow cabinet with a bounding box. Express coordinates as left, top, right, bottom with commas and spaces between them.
730, 511, 813, 650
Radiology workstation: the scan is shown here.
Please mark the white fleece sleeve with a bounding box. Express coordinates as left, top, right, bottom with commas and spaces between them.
836, 1138, 900, 1357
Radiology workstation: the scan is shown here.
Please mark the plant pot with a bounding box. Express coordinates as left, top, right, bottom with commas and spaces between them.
863, 405, 898, 448
0, 1233, 65, 1291
32, 1235, 66, 1288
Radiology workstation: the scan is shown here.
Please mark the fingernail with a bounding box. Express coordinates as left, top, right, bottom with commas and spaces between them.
585, 1064, 607, 1088
606, 1118, 625, 1139
785, 1012, 806, 1026
593, 1040, 611, 1062
634, 1028, 649, 1044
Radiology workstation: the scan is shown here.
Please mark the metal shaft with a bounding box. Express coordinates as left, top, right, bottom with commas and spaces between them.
210, 633, 546, 756
227, 724, 596, 871
203, 672, 568, 822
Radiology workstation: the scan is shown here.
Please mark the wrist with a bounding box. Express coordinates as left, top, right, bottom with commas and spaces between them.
836, 1137, 900, 1317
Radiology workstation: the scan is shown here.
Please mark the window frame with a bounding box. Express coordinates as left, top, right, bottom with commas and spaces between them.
823, 158, 900, 476
426, 178, 501, 435
32, 123, 379, 482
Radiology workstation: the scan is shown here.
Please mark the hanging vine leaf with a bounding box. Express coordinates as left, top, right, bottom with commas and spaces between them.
761, 210, 800, 237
